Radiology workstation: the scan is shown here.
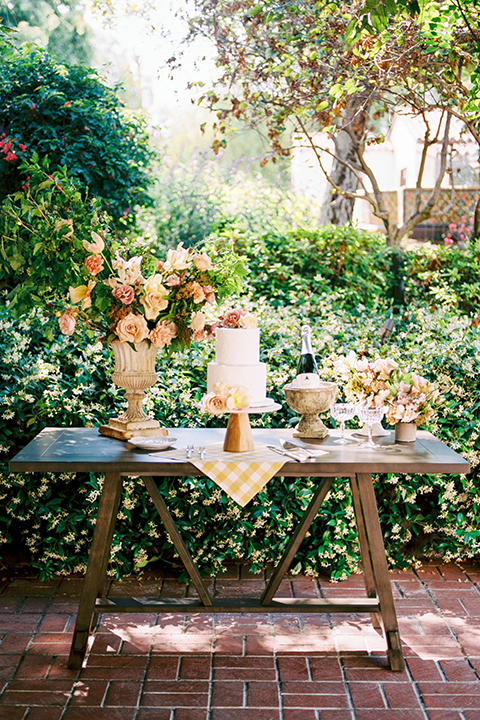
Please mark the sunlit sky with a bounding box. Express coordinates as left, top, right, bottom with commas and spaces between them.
85, 1, 217, 124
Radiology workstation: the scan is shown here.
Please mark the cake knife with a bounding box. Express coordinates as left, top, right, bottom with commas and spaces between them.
267, 445, 302, 462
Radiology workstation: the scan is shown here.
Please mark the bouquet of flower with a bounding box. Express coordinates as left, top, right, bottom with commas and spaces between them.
201, 383, 251, 414
332, 351, 439, 425
57, 232, 245, 352
384, 371, 439, 426
332, 351, 399, 408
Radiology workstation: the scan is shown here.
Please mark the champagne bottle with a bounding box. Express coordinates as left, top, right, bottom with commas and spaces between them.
296, 325, 318, 375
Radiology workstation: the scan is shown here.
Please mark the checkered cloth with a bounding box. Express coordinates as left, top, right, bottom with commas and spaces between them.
161, 443, 288, 506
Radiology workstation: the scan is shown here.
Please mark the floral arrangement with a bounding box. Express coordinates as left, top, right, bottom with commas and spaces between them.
332, 351, 398, 408
57, 234, 244, 352
384, 371, 439, 426
201, 382, 251, 414
218, 307, 258, 329
332, 351, 439, 425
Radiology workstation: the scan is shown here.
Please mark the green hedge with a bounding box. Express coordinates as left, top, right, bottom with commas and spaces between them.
1, 288, 479, 579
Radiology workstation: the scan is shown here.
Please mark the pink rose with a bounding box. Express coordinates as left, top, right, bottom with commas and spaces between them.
149, 321, 177, 349
85, 254, 104, 276
165, 274, 180, 286
113, 284, 135, 305
58, 312, 76, 336
222, 308, 244, 328
203, 284, 215, 305
193, 328, 204, 341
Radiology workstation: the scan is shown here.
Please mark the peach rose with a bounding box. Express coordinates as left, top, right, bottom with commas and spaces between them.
58, 312, 76, 336
193, 252, 213, 271
190, 282, 206, 304
165, 274, 180, 286
239, 312, 258, 328
190, 311, 206, 332
115, 312, 149, 343
149, 321, 177, 349
85, 254, 104, 276
201, 392, 227, 415
113, 285, 135, 305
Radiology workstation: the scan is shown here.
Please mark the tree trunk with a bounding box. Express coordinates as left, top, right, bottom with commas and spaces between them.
320, 102, 368, 226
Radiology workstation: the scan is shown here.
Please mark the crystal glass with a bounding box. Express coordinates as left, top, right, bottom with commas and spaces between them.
356, 405, 386, 449
330, 403, 357, 444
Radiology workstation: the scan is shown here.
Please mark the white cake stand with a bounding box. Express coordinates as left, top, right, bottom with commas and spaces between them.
223, 400, 281, 452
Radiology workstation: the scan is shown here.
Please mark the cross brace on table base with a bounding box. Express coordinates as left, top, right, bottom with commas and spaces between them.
67, 472, 405, 673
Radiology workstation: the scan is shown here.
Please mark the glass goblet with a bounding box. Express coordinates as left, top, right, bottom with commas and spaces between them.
330, 403, 357, 444
356, 405, 386, 449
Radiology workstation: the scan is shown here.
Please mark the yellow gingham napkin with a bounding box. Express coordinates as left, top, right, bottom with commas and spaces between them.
154, 443, 288, 506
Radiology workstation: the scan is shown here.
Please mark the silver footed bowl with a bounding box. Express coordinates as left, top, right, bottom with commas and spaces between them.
283, 381, 338, 439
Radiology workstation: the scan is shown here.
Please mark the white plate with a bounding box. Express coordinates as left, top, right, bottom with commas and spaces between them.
128, 436, 177, 451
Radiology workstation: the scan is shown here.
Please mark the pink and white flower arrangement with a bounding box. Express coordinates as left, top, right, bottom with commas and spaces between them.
201, 382, 251, 414
332, 351, 398, 408
57, 233, 243, 352
332, 351, 439, 425
384, 371, 439, 426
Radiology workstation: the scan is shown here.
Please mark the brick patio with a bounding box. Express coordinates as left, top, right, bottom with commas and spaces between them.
1, 562, 480, 719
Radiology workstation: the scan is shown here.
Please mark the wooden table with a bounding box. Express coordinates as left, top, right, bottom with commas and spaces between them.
9, 426, 469, 673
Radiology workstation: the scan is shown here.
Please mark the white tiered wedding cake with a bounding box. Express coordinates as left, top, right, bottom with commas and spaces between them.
207, 324, 268, 407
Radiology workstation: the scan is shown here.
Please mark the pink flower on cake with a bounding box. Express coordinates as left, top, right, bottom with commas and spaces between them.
85, 254, 104, 276
115, 312, 149, 343
221, 308, 243, 328
113, 284, 135, 305
149, 320, 177, 348
58, 311, 76, 335
193, 252, 213, 271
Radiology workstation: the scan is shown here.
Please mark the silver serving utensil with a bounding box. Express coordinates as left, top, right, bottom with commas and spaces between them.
267, 445, 302, 462
280, 439, 317, 459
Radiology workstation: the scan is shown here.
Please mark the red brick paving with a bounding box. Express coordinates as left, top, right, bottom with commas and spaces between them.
1, 563, 480, 718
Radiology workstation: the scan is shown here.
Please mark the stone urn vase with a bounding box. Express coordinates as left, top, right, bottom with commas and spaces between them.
99, 340, 167, 440
283, 381, 337, 439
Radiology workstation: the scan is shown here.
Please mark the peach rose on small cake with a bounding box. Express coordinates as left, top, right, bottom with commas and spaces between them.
239, 312, 258, 328
115, 312, 149, 344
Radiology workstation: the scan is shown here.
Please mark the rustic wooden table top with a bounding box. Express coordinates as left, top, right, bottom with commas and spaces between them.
9, 426, 470, 477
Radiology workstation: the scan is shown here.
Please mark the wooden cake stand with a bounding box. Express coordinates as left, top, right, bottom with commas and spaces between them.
223, 401, 281, 452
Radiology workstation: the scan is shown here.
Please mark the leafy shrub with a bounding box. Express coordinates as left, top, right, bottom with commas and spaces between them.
1, 294, 479, 579
0, 42, 154, 223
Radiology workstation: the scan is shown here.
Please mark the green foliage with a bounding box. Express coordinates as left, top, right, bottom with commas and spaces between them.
0, 42, 154, 223
0, 0, 93, 66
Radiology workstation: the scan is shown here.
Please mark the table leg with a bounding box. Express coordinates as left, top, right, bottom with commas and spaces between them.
355, 473, 405, 672
350, 475, 381, 629
67, 471, 123, 670
143, 476, 213, 606
261, 477, 334, 606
